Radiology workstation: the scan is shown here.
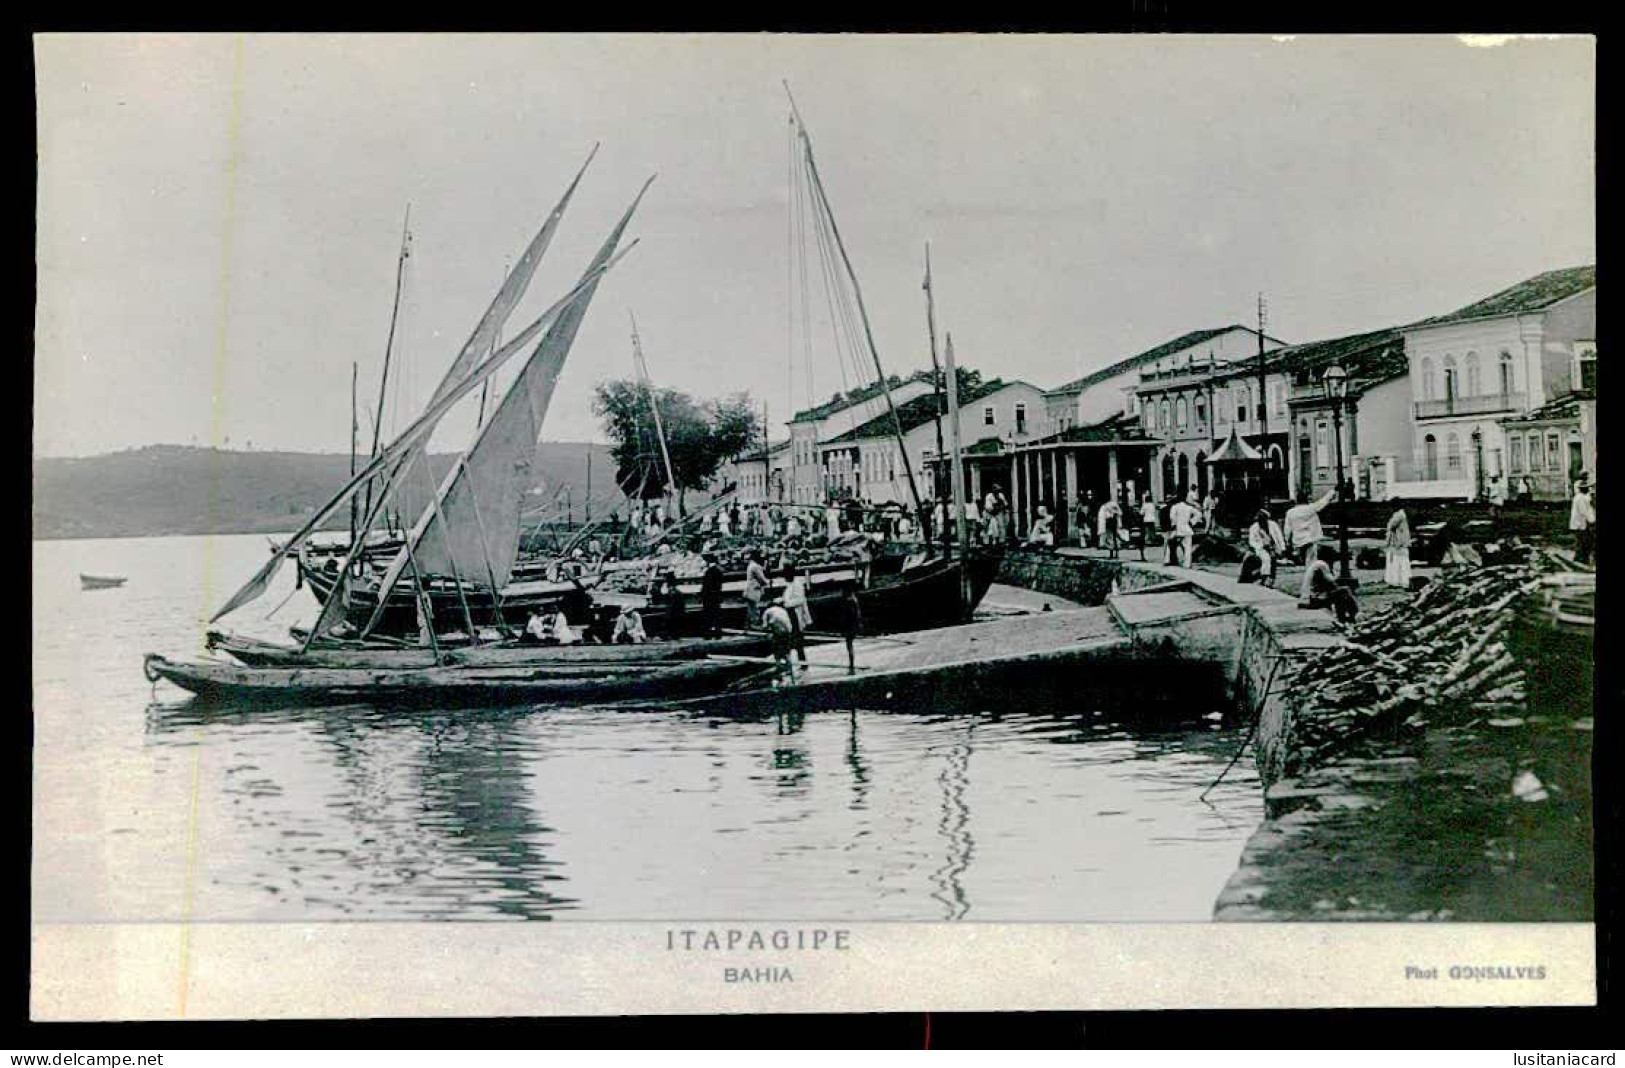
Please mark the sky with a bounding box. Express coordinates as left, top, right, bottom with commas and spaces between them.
34, 33, 1595, 458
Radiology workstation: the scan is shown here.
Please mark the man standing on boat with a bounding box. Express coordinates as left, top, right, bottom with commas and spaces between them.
744, 551, 770, 628
700, 553, 725, 638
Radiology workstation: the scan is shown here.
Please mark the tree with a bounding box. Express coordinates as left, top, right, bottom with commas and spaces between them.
593, 380, 762, 515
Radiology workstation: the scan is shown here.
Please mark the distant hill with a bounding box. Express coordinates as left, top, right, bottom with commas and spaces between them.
32, 443, 622, 540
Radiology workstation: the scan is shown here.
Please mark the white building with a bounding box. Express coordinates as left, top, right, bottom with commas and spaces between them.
718, 439, 791, 504
785, 372, 937, 505
1044, 325, 1285, 436
820, 378, 1048, 506
1399, 265, 1596, 499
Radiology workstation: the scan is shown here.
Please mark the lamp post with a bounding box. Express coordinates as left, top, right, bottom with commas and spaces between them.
1322, 364, 1356, 587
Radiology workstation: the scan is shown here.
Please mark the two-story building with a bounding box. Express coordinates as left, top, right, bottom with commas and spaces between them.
1277, 328, 1411, 502
1129, 328, 1292, 503
718, 439, 792, 504
1043, 325, 1284, 437
823, 377, 1047, 508
1400, 265, 1595, 500
786, 371, 938, 506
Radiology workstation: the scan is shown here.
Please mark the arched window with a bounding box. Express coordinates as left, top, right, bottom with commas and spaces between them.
1196, 450, 1209, 495
1546, 431, 1561, 473
1446, 432, 1462, 473
1424, 434, 1439, 480
1509, 434, 1524, 474
1315, 421, 1330, 468
1465, 352, 1481, 396
1176, 397, 1189, 431
1499, 351, 1516, 396
1194, 395, 1206, 427
1177, 453, 1190, 495
1160, 399, 1171, 431
1421, 357, 1435, 401
1443, 355, 1459, 400
1527, 432, 1543, 471
1267, 443, 1285, 471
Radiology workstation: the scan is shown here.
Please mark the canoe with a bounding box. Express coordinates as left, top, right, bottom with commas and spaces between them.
80, 574, 127, 590
206, 629, 777, 669
144, 652, 773, 707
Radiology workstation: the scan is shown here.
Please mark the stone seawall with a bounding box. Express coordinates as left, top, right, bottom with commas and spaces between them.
997, 549, 1340, 780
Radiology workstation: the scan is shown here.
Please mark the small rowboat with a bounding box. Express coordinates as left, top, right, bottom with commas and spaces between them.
143, 652, 772, 708
80, 574, 127, 590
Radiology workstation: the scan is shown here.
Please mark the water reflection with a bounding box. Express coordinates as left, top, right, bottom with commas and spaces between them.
42, 535, 1263, 924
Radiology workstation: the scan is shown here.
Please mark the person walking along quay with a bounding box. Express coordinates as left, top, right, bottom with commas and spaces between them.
1570, 478, 1596, 565
831, 581, 863, 675
1169, 491, 1201, 569
781, 564, 812, 668
1385, 505, 1413, 589
1097, 497, 1122, 559
743, 551, 770, 627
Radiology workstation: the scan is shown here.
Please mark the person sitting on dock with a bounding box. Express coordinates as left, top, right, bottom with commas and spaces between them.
1304, 557, 1359, 625
1245, 508, 1286, 587
523, 609, 552, 645
1027, 505, 1055, 549
611, 602, 648, 644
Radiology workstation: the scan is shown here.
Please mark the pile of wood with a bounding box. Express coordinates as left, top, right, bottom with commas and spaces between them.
1281, 545, 1571, 771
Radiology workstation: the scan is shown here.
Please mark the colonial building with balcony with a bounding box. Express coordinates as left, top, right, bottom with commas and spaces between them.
1400, 265, 1595, 499
1132, 340, 1293, 503
1042, 324, 1284, 437
1278, 328, 1411, 502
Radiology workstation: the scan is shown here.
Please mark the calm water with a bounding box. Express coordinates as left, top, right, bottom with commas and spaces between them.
33, 534, 1262, 923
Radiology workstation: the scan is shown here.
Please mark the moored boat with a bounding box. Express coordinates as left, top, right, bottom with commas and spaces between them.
206, 629, 777, 669
144, 652, 772, 708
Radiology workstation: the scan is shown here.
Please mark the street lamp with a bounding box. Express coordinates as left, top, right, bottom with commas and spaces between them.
1321, 364, 1356, 587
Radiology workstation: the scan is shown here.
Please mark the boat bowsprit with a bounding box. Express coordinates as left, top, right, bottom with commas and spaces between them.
143, 651, 774, 708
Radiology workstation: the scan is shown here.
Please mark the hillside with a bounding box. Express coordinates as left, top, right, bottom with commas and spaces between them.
32, 443, 622, 540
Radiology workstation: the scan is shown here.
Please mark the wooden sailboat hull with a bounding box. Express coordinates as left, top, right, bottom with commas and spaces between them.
144, 652, 770, 708
856, 549, 1003, 633
207, 630, 776, 669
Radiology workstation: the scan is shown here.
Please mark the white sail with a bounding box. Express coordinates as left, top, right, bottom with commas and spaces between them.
209, 239, 639, 623
355, 177, 654, 636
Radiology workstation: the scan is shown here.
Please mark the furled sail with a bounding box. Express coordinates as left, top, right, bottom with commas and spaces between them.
209, 238, 640, 623
354, 176, 655, 637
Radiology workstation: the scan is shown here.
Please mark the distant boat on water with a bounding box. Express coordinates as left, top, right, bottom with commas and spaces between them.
80, 574, 127, 590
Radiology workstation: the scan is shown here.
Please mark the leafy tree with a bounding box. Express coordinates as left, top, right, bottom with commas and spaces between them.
593, 380, 762, 515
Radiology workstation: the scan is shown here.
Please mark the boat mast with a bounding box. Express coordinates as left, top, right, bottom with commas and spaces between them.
364, 204, 412, 531
630, 309, 678, 514
943, 331, 972, 611
349, 361, 359, 547
923, 243, 948, 513
784, 82, 926, 526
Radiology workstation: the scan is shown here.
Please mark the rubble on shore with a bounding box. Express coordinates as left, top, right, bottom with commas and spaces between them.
1279, 542, 1583, 775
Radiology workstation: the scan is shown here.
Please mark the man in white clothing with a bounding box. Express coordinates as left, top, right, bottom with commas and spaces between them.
1168, 494, 1201, 568
1571, 479, 1596, 565
1284, 487, 1337, 602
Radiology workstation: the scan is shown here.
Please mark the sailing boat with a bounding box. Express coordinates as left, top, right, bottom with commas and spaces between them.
781, 85, 1000, 630
147, 162, 769, 699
